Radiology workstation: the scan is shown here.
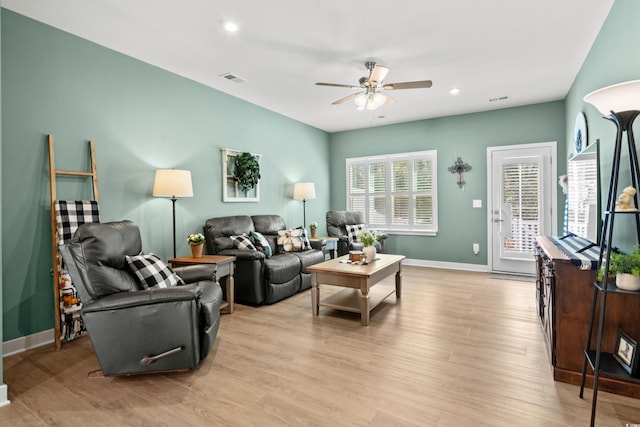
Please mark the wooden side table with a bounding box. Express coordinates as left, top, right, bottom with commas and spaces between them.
169, 255, 236, 314
308, 236, 339, 259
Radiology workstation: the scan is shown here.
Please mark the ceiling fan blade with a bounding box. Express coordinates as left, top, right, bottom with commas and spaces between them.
369, 65, 390, 85
316, 82, 359, 89
383, 80, 433, 90
382, 92, 397, 105
331, 92, 359, 105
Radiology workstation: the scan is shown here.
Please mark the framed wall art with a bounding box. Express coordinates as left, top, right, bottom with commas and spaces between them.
221, 148, 261, 202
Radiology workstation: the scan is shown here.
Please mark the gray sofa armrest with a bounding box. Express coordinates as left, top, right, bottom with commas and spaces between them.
81, 282, 208, 313
174, 264, 218, 283
219, 248, 265, 260
309, 239, 327, 251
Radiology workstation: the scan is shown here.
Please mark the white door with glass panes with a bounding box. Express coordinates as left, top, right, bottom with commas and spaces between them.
488, 143, 556, 275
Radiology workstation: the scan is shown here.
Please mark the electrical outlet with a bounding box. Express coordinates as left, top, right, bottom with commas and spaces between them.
473, 243, 480, 254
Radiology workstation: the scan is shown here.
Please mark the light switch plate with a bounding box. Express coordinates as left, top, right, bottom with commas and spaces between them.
473, 199, 482, 208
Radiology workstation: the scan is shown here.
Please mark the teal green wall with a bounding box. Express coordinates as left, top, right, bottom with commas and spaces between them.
565, 0, 640, 252
329, 102, 566, 264
3, 1, 640, 345
1, 10, 330, 342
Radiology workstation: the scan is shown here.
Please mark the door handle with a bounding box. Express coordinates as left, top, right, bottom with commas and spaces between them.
493, 218, 504, 222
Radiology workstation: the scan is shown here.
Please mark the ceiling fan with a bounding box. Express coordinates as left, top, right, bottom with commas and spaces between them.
315, 61, 432, 111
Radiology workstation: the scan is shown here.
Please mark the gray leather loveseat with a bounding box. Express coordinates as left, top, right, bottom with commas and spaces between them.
204, 214, 325, 305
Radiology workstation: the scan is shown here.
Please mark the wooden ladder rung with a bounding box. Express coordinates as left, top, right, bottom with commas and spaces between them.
55, 170, 95, 177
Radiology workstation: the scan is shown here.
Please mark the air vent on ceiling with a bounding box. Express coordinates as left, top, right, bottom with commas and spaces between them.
489, 96, 509, 102
219, 73, 246, 84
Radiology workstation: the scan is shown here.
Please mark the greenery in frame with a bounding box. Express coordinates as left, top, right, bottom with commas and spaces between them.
234, 152, 261, 192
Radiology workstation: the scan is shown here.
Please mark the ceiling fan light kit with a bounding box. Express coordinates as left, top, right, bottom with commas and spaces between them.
354, 91, 386, 110
316, 61, 432, 111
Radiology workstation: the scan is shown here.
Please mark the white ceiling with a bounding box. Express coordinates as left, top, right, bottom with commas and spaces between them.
3, 0, 614, 133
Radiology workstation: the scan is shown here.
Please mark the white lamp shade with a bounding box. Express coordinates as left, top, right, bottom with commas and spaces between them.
293, 182, 316, 200
583, 80, 640, 115
152, 169, 193, 197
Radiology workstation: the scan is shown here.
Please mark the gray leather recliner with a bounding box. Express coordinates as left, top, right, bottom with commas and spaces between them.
60, 220, 222, 376
326, 210, 388, 257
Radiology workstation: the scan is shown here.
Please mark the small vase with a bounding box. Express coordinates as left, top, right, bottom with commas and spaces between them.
191, 243, 204, 258
362, 245, 376, 263
311, 229, 317, 238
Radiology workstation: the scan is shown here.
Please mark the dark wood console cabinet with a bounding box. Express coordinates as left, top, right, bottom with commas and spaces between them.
535, 236, 640, 398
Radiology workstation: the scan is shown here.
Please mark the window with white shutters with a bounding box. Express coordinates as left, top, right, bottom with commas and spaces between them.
502, 162, 540, 252
346, 150, 437, 235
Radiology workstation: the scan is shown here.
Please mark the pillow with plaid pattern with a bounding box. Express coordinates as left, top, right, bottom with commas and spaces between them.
125, 253, 184, 289
231, 233, 257, 251
345, 223, 367, 243
250, 231, 272, 257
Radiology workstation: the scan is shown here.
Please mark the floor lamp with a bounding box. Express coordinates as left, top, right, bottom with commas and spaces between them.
578, 80, 640, 427
153, 169, 193, 258
293, 182, 316, 229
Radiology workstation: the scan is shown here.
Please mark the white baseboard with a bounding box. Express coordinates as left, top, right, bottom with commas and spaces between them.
403, 258, 490, 272
3, 328, 54, 358
0, 384, 9, 407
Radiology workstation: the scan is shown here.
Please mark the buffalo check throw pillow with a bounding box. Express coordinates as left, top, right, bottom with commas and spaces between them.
231, 233, 257, 251
345, 223, 367, 243
125, 253, 184, 289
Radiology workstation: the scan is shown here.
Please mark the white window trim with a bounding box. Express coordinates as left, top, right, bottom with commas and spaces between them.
346, 150, 438, 236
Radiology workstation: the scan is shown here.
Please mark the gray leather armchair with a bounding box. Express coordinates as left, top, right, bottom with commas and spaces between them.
326, 210, 388, 256
60, 220, 222, 376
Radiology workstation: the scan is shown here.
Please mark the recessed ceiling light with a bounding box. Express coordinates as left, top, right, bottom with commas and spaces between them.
223, 21, 238, 33
449, 88, 461, 95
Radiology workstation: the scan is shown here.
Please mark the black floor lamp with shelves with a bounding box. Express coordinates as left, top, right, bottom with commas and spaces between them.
579, 80, 640, 427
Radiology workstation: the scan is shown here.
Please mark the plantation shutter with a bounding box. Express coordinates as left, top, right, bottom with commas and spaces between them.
413, 158, 434, 225
346, 150, 437, 235
348, 162, 366, 214
368, 161, 386, 226
502, 161, 540, 253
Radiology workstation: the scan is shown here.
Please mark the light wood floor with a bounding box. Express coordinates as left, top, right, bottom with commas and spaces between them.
2, 266, 639, 426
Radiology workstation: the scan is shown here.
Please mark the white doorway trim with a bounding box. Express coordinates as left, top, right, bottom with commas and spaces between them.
486, 141, 558, 274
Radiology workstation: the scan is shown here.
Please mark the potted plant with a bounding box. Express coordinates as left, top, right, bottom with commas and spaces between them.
309, 221, 318, 238
187, 233, 205, 258
598, 245, 640, 291
233, 152, 261, 194
358, 229, 380, 262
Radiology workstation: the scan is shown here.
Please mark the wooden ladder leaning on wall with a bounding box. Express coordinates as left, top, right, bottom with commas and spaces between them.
48, 134, 99, 350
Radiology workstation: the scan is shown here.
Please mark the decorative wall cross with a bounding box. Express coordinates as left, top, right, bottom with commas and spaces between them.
448, 157, 472, 188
